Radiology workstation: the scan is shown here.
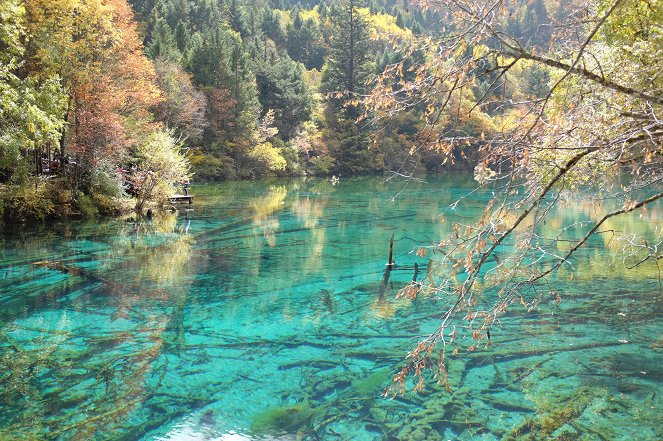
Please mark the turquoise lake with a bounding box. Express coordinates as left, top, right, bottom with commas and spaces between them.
0, 176, 661, 440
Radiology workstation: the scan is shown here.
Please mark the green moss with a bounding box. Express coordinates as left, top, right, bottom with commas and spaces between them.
250, 401, 314, 434
353, 370, 391, 396
504, 387, 594, 440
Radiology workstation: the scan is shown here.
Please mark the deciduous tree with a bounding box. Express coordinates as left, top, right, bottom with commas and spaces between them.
368, 0, 663, 394
0, 0, 65, 182
132, 129, 189, 211
153, 59, 207, 142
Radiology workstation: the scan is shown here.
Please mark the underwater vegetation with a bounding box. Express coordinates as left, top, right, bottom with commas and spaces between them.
0, 177, 660, 440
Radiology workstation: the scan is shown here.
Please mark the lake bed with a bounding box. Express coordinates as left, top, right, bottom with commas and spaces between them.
0, 176, 661, 440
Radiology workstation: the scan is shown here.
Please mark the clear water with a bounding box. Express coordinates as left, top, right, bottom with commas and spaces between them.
0, 176, 660, 440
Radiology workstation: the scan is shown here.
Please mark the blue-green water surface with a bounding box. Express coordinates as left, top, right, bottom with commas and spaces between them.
0, 176, 661, 440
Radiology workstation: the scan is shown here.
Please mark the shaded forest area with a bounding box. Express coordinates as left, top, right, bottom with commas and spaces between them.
0, 0, 557, 221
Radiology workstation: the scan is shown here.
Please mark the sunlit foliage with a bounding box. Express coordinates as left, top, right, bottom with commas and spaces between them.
132, 129, 190, 211
366, 0, 663, 394
0, 0, 65, 182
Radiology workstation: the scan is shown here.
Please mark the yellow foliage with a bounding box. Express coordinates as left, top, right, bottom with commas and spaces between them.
359, 8, 413, 42
299, 6, 320, 23
250, 142, 287, 172
273, 9, 291, 28
252, 186, 287, 224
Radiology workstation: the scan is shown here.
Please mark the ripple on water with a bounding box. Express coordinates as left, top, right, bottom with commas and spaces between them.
0, 176, 660, 440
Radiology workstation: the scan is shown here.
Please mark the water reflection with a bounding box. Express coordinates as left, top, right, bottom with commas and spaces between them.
0, 176, 660, 440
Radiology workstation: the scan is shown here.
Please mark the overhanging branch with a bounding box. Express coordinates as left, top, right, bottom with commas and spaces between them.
504, 49, 663, 107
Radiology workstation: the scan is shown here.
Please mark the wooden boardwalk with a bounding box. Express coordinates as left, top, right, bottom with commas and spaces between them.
168, 195, 194, 204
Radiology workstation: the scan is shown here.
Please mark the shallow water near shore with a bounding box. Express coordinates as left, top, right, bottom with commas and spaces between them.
0, 175, 661, 440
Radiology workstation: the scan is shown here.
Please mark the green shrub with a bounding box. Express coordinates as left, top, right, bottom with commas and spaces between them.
74, 193, 98, 218
281, 145, 303, 176
191, 152, 224, 181
249, 141, 287, 173
90, 162, 125, 198
308, 155, 335, 175
1, 180, 55, 222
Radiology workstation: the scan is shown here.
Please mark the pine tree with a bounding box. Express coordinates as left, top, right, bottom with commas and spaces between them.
521, 63, 551, 98
157, 0, 188, 30
147, 16, 181, 62
262, 9, 285, 46
395, 11, 405, 28
255, 53, 313, 140
287, 17, 325, 70
227, 0, 248, 37
528, 0, 551, 47
320, 0, 377, 174
301, 19, 325, 70
188, 28, 260, 140
190, 0, 221, 30
173, 21, 189, 52
243, 0, 263, 39
411, 21, 423, 35
127, 0, 157, 21
320, 0, 371, 119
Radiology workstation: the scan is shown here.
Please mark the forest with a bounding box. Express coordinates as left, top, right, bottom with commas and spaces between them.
0, 0, 562, 222
0, 1, 661, 437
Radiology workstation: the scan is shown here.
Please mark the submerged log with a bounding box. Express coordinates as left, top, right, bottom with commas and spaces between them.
503, 386, 595, 440
32, 260, 116, 287
381, 234, 395, 286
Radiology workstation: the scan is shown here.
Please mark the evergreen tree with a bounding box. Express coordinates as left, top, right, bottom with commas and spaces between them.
320, 0, 372, 119
243, 0, 264, 39
287, 17, 325, 70
146, 16, 181, 62
301, 19, 325, 70
319, 0, 378, 174
127, 0, 157, 21
230, 40, 260, 129
187, 30, 228, 87
255, 53, 313, 140
522, 63, 551, 98
227, 0, 249, 37
262, 9, 286, 46
410, 21, 423, 35
187, 28, 260, 137
319, 3, 330, 19
324, 117, 383, 174
157, 0, 189, 30
174, 21, 189, 52
190, 0, 221, 30
395, 11, 405, 28
528, 0, 552, 47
